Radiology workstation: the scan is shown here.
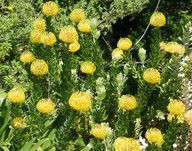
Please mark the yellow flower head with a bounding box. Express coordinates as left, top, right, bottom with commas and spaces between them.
69, 91, 91, 111
30, 59, 48, 76
168, 99, 185, 115
150, 12, 166, 27
143, 68, 161, 84
70, 8, 85, 23
59, 25, 79, 43
42, 1, 58, 17
68, 41, 80, 53
117, 38, 132, 50
36, 98, 55, 113
175, 44, 185, 55
78, 19, 91, 33
167, 113, 184, 124
159, 41, 166, 51
11, 117, 26, 128
40, 31, 56, 46
114, 137, 141, 151
184, 110, 192, 125
33, 18, 46, 31
145, 128, 164, 146
7, 6, 13, 10
30, 30, 42, 43
119, 94, 137, 110
164, 42, 179, 53
80, 61, 96, 74
112, 48, 124, 59
20, 51, 35, 63
90, 124, 107, 139
8, 88, 25, 103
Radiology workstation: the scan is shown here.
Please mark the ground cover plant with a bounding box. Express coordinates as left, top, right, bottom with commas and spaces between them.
0, 0, 192, 150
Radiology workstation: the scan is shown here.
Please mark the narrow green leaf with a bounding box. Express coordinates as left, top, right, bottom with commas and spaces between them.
42, 129, 56, 149
19, 138, 36, 151
1, 146, 10, 151
29, 138, 49, 151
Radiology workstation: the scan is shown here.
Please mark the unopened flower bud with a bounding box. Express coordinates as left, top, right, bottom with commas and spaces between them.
117, 72, 123, 84
112, 53, 120, 63
96, 77, 103, 86
138, 48, 146, 63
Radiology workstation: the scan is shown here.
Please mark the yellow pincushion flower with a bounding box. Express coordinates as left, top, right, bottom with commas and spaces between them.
164, 41, 179, 53
143, 68, 161, 84
90, 124, 107, 139
20, 51, 35, 63
40, 31, 56, 46
42, 1, 58, 17
168, 99, 185, 115
175, 44, 185, 55
69, 91, 91, 111
70, 8, 85, 23
7, 6, 13, 10
117, 38, 132, 50
167, 113, 184, 124
33, 18, 46, 31
68, 41, 80, 52
59, 25, 79, 43
184, 110, 192, 125
145, 128, 164, 146
112, 48, 124, 59
78, 19, 91, 33
30, 59, 48, 76
150, 12, 166, 27
8, 88, 25, 103
159, 41, 166, 51
119, 94, 137, 110
30, 30, 42, 43
36, 98, 55, 113
11, 117, 26, 128
114, 137, 141, 151
80, 61, 96, 74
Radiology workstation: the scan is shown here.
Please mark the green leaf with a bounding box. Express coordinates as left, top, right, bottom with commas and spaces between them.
29, 138, 49, 151
80, 143, 92, 151
0, 90, 7, 104
42, 129, 56, 149
19, 138, 36, 151
0, 146, 10, 151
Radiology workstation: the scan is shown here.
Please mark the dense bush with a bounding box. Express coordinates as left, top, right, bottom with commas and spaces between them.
0, 0, 192, 150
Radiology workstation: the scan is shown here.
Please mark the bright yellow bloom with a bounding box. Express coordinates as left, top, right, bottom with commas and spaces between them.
168, 99, 185, 115
30, 59, 48, 76
114, 137, 141, 151
159, 41, 166, 50
167, 113, 184, 124
11, 117, 26, 128
70, 8, 85, 23
184, 110, 192, 125
90, 124, 107, 139
112, 48, 124, 59
78, 19, 91, 33
8, 88, 25, 103
42, 1, 58, 17
175, 44, 185, 55
40, 31, 56, 46
30, 30, 42, 43
80, 61, 96, 74
143, 68, 161, 84
33, 18, 46, 31
69, 91, 91, 111
145, 128, 164, 146
59, 25, 79, 43
7, 6, 13, 10
164, 42, 178, 53
36, 98, 55, 113
150, 12, 166, 27
119, 94, 137, 110
68, 41, 80, 53
117, 38, 132, 50
20, 51, 35, 63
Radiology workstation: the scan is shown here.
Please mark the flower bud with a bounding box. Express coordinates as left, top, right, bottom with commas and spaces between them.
117, 72, 123, 84
90, 18, 98, 31
96, 77, 103, 86
138, 48, 146, 63
112, 53, 120, 63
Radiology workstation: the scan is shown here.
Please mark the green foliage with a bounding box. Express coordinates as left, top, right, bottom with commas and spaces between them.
0, 0, 192, 150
